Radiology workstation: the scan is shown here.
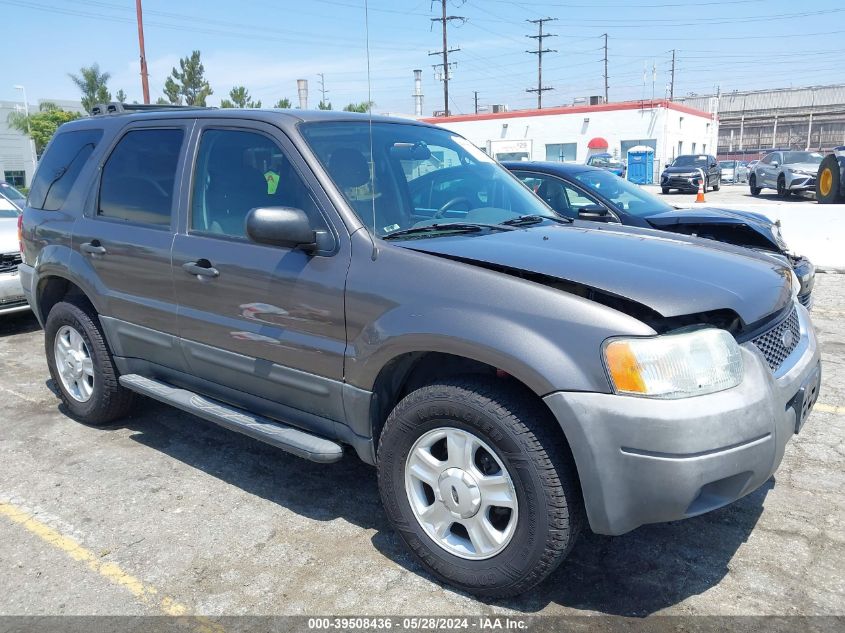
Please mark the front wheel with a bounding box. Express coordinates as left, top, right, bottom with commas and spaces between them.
377, 378, 583, 598
712, 179, 721, 191
750, 175, 762, 196
45, 300, 134, 425
777, 174, 791, 198
661, 187, 670, 194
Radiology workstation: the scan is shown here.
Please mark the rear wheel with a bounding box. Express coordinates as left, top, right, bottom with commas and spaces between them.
45, 300, 134, 425
377, 377, 583, 598
750, 175, 762, 196
817, 154, 843, 204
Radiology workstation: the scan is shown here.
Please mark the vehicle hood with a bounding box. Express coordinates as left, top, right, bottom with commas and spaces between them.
645, 206, 786, 252
784, 162, 820, 173
662, 165, 706, 174
398, 223, 792, 326
0, 218, 19, 254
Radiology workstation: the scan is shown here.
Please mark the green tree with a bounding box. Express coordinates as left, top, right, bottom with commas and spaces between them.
220, 86, 261, 108
6, 102, 82, 156
115, 89, 127, 104
163, 51, 213, 106
343, 100, 374, 113
273, 97, 292, 109
317, 100, 332, 110
68, 63, 111, 113
155, 96, 170, 105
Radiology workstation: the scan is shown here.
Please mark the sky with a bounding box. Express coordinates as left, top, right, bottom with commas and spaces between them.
2, 0, 845, 116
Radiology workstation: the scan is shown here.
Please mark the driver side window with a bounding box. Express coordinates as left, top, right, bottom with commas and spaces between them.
513, 172, 599, 220
191, 128, 325, 238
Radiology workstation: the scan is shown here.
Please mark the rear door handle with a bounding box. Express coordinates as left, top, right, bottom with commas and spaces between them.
80, 241, 107, 255
183, 261, 220, 278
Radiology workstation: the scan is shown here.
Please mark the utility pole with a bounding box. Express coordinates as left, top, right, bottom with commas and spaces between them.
317, 73, 329, 107
473, 90, 479, 114
602, 33, 609, 103
526, 17, 557, 109
135, 0, 150, 104
429, 0, 464, 116
669, 49, 676, 101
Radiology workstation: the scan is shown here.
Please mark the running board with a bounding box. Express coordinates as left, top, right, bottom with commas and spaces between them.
118, 374, 344, 463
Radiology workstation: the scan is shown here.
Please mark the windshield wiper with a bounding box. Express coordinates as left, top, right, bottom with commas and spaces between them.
499, 214, 572, 227
382, 222, 515, 241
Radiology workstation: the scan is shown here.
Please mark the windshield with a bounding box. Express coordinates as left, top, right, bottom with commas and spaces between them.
782, 151, 823, 165
719, 161, 736, 168
589, 156, 622, 168
672, 155, 708, 167
574, 169, 674, 217
301, 121, 557, 238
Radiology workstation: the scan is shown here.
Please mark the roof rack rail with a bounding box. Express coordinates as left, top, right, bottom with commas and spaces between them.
90, 102, 215, 116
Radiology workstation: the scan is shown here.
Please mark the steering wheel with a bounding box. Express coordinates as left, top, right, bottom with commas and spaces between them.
433, 196, 471, 219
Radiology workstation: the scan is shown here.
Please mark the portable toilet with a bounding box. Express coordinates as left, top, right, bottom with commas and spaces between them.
626, 145, 654, 185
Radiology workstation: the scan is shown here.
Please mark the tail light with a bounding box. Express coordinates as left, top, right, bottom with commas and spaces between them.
17, 212, 24, 261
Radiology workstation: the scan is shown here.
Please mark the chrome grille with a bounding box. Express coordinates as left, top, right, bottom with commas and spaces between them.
751, 307, 800, 372
0, 253, 22, 275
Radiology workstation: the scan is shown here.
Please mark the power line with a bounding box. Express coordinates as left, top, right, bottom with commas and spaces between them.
429, 0, 466, 116
525, 17, 557, 109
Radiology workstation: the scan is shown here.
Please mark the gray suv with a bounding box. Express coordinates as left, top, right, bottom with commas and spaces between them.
20, 107, 821, 598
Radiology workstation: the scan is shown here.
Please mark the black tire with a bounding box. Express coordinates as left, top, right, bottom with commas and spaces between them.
777, 174, 790, 198
45, 299, 134, 425
750, 175, 762, 196
712, 179, 720, 191
661, 187, 670, 194
816, 154, 843, 204
377, 377, 583, 598
702, 177, 708, 193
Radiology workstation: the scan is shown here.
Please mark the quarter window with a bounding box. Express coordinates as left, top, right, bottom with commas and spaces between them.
513, 172, 600, 220
98, 129, 184, 225
29, 129, 103, 211
190, 129, 325, 239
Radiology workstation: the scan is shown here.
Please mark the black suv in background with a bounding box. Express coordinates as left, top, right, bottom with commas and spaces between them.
19, 106, 820, 598
661, 154, 722, 194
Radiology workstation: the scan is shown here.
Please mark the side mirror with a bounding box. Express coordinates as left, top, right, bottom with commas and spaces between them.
246, 207, 317, 252
711, 162, 718, 168
664, 163, 670, 168
578, 205, 611, 221
771, 161, 779, 168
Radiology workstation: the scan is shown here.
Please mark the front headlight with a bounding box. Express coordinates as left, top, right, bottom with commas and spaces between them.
603, 328, 743, 399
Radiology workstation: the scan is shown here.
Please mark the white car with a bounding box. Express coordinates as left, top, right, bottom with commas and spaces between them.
750, 151, 824, 198
0, 209, 28, 315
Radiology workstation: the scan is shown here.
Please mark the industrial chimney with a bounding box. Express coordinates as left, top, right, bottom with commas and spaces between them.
297, 79, 308, 110
413, 69, 424, 117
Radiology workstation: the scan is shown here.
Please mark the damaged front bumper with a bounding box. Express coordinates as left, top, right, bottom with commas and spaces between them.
543, 302, 820, 535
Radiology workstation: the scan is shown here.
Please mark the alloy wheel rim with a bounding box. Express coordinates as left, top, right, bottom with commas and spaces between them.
54, 325, 94, 403
404, 427, 518, 560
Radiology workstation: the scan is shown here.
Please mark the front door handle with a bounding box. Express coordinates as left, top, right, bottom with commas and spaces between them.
183, 261, 219, 278
80, 241, 107, 255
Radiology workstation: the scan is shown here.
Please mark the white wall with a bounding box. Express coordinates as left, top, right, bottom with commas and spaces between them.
431, 104, 717, 181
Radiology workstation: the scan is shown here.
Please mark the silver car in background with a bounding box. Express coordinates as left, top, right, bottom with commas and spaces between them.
719, 160, 748, 184
750, 150, 824, 197
0, 207, 28, 315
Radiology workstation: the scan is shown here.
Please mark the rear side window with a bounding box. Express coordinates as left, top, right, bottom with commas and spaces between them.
29, 129, 103, 211
98, 129, 184, 226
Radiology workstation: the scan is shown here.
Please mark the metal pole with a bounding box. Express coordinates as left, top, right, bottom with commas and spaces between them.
805, 89, 815, 151
442, 0, 449, 116
136, 0, 150, 104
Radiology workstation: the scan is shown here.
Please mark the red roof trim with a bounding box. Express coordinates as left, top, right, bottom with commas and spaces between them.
420, 99, 715, 124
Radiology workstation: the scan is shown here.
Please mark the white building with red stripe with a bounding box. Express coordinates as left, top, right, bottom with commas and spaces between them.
421, 99, 718, 181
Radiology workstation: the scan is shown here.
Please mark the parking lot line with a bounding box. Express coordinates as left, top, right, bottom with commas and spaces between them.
814, 403, 845, 416
0, 501, 224, 632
